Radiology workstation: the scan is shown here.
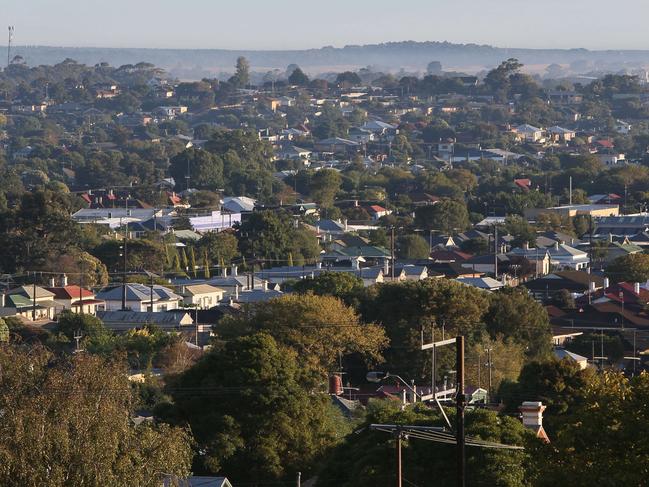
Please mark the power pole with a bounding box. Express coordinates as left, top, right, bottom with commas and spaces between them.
456, 336, 466, 487
32, 272, 36, 321
396, 429, 403, 487
493, 225, 499, 279
485, 347, 493, 403
121, 200, 129, 311
391, 226, 395, 281
297, 471, 301, 487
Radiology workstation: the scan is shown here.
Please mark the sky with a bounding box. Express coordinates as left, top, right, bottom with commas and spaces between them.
5, 0, 649, 51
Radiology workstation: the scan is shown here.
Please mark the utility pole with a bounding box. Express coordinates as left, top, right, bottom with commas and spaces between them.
485, 347, 493, 403
493, 225, 499, 279
456, 336, 466, 487
396, 428, 403, 487
32, 272, 36, 321
297, 471, 301, 487
391, 226, 395, 281
121, 199, 129, 311
569, 176, 573, 206
79, 259, 84, 315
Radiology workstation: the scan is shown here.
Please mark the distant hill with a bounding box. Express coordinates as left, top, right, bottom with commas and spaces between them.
10, 41, 649, 79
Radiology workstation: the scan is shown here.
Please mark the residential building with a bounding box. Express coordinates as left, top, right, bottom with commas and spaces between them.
180, 284, 225, 309
97, 310, 193, 332
45, 284, 105, 315
2, 286, 58, 321
95, 284, 183, 312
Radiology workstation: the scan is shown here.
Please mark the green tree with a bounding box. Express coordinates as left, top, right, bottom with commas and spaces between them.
288, 67, 310, 86
360, 279, 490, 380
162, 333, 348, 481
293, 271, 364, 302
484, 288, 552, 360
414, 199, 469, 234
0, 347, 192, 486
169, 148, 224, 191
605, 253, 649, 283
396, 234, 430, 259
0, 318, 8, 342
55, 310, 108, 340
196, 231, 240, 265
229, 56, 250, 87
188, 246, 197, 278
316, 400, 532, 487
310, 169, 342, 207
529, 371, 648, 486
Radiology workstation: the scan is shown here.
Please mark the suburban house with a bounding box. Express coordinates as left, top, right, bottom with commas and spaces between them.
188, 210, 242, 233
515, 124, 544, 142
180, 284, 225, 309
522, 271, 605, 299
95, 284, 183, 312
366, 205, 392, 220
45, 284, 105, 315
547, 126, 576, 142
1, 286, 58, 321
545, 243, 589, 270
314, 137, 360, 154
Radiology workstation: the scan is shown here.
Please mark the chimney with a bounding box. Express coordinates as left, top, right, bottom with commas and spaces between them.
316, 262, 322, 269
49, 277, 56, 287
235, 285, 239, 301
262, 280, 268, 292
384, 259, 390, 275
344, 219, 348, 231
634, 282, 641, 294
231, 264, 238, 276
524, 241, 529, 250
554, 241, 560, 251
0, 293, 5, 308
589, 281, 596, 292
604, 277, 610, 289
222, 266, 228, 277
519, 401, 549, 442
328, 374, 343, 396
608, 233, 613, 243
61, 274, 68, 287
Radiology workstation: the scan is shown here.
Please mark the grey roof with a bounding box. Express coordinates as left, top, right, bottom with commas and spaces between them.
554, 348, 588, 363
97, 310, 192, 329
6, 286, 55, 300
315, 219, 346, 232
96, 284, 181, 303
222, 196, 256, 213
455, 277, 504, 290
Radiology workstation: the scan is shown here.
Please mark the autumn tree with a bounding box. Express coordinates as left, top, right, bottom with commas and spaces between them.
216, 294, 387, 381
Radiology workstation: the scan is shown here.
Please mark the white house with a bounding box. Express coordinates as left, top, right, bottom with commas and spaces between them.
515, 124, 544, 142
180, 284, 225, 309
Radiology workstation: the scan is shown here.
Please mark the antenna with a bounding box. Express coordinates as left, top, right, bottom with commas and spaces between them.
73, 329, 83, 353
7, 26, 14, 68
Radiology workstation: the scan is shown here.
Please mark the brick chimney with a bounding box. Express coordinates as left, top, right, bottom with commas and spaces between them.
519, 401, 550, 443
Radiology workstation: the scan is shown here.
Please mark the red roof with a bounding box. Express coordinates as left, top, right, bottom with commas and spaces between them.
46, 286, 94, 300
514, 178, 532, 191
430, 249, 473, 262
368, 205, 387, 213
81, 193, 92, 204
596, 139, 615, 149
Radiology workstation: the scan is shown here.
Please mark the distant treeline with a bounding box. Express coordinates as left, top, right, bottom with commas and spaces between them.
9, 41, 649, 79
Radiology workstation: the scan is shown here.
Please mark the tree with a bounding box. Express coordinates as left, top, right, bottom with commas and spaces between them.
55, 310, 108, 340
360, 279, 490, 380
169, 148, 224, 191
605, 253, 649, 283
217, 294, 387, 380
310, 169, 342, 207
0, 346, 192, 486
426, 61, 442, 75
414, 199, 469, 234
316, 400, 532, 487
396, 234, 430, 259
528, 371, 649, 486
196, 231, 239, 266
229, 56, 250, 87
292, 271, 364, 304
499, 359, 594, 429
92, 238, 166, 274
188, 246, 197, 278
335, 71, 361, 86
0, 318, 8, 342
162, 333, 348, 481
504, 215, 537, 248
484, 288, 552, 360
288, 67, 310, 86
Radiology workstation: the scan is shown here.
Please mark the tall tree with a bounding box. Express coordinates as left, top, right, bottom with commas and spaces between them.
162, 333, 349, 482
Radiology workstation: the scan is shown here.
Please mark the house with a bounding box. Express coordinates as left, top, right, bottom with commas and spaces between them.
522, 271, 604, 300
180, 284, 226, 309
276, 145, 312, 160
395, 265, 429, 281
366, 205, 391, 220
95, 284, 183, 312
189, 211, 242, 233
615, 120, 632, 135
455, 276, 505, 291
314, 137, 360, 154
221, 196, 256, 213
554, 348, 589, 370
45, 284, 105, 315
525, 204, 619, 220
545, 243, 589, 270
460, 254, 509, 276
547, 126, 576, 143
2, 286, 58, 321
593, 215, 649, 237
506, 247, 552, 276
515, 124, 544, 142
96, 310, 193, 333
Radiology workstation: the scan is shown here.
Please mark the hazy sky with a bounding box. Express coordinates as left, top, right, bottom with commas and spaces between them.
5, 0, 649, 50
